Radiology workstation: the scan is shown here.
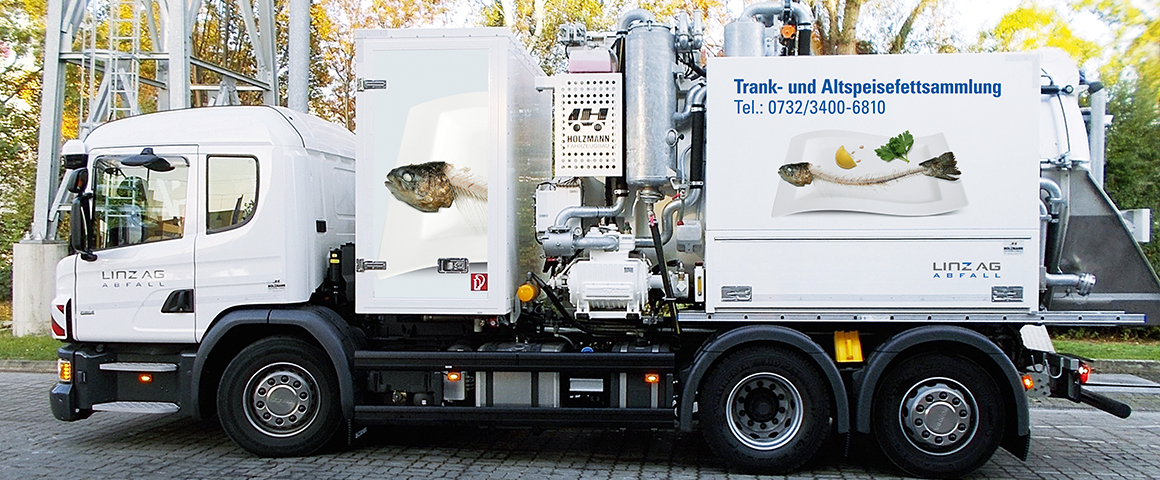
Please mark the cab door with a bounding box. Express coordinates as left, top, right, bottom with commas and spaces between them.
73, 146, 197, 343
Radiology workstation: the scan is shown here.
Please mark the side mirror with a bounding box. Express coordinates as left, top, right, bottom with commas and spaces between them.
70, 193, 96, 262
122, 147, 174, 172
61, 139, 87, 170
65, 168, 88, 194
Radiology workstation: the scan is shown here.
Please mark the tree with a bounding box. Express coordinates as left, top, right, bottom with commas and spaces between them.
1103, 80, 1160, 267
1078, 0, 1160, 104
477, 0, 621, 74
312, 0, 453, 130
813, 0, 954, 55
974, 3, 1099, 65
0, 0, 45, 301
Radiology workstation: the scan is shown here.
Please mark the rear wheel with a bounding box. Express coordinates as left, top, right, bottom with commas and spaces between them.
871, 353, 1005, 478
701, 347, 832, 473
218, 336, 342, 457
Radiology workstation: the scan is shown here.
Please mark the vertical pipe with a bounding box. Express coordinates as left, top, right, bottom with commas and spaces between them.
31, 0, 69, 241
1088, 84, 1106, 186
166, 0, 189, 109
288, 0, 310, 113
689, 108, 705, 186
261, 0, 278, 106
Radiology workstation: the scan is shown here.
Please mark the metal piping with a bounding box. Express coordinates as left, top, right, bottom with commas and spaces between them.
574, 234, 622, 251
616, 9, 655, 32
1045, 272, 1096, 296
287, 0, 309, 113
740, 0, 814, 27
672, 84, 707, 127
637, 188, 702, 247
1040, 176, 1068, 275
553, 192, 630, 230
1040, 177, 1064, 217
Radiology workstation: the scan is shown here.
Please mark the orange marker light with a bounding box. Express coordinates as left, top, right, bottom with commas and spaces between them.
58, 359, 72, 382
138, 373, 153, 384
644, 373, 660, 384
517, 283, 539, 303
446, 371, 462, 382
1021, 374, 1034, 391
780, 24, 797, 39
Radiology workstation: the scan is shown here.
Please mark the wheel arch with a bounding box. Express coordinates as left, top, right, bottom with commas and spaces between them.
678, 324, 849, 434
188, 305, 363, 422
852, 325, 1030, 460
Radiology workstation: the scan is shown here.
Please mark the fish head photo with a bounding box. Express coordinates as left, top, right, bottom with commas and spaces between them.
778, 162, 814, 187
384, 161, 453, 212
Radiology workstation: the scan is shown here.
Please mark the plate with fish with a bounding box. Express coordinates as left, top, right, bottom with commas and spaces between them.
771, 130, 968, 217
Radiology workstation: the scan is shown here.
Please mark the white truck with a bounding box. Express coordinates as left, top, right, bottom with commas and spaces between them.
48, 5, 1160, 478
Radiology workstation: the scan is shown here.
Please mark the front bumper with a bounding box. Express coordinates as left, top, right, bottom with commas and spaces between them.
50, 382, 90, 421
49, 342, 193, 421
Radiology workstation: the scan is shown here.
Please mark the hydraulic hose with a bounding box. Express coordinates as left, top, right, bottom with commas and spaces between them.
649, 209, 680, 333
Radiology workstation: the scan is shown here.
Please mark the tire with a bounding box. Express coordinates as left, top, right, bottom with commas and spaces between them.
871, 353, 1005, 479
217, 336, 342, 457
701, 347, 833, 474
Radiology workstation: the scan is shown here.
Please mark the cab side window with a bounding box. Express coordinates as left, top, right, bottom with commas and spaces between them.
92, 156, 189, 250
207, 156, 258, 233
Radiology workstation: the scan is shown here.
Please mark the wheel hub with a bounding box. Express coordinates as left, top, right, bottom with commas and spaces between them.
744, 388, 779, 423
245, 363, 318, 437
899, 378, 976, 454
726, 372, 803, 451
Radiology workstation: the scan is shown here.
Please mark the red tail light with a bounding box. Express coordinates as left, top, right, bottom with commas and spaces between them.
1078, 363, 1091, 384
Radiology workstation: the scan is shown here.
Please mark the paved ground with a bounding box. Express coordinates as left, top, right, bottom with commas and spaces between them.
4, 371, 1160, 479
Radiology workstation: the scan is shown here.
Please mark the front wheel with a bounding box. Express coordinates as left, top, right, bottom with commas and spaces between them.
217, 336, 342, 457
701, 347, 832, 474
871, 353, 1005, 478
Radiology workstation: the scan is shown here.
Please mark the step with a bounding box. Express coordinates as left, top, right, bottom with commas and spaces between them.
99, 362, 178, 372
92, 401, 179, 414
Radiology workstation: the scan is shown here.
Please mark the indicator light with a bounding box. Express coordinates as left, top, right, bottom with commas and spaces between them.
446, 371, 462, 382
644, 373, 660, 384
517, 283, 538, 302
139, 373, 153, 384
58, 359, 72, 382
780, 25, 797, 39
1021, 374, 1034, 391
1078, 363, 1090, 384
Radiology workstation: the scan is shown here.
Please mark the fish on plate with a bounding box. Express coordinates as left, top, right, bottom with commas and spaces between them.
778, 152, 960, 188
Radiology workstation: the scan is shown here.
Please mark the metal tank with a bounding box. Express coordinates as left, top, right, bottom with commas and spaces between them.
623, 22, 677, 188
723, 18, 765, 57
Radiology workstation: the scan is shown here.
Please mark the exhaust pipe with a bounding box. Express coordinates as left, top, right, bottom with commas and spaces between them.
1045, 272, 1096, 296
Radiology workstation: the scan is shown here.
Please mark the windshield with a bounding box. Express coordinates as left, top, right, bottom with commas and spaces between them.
91, 155, 190, 250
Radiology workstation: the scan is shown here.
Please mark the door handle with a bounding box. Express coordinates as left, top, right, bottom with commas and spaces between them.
161, 289, 194, 313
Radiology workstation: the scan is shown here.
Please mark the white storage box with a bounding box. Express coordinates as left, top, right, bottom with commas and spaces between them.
354, 29, 551, 315
704, 53, 1042, 313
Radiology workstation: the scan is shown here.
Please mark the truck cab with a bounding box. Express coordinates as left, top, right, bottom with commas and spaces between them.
51, 106, 355, 415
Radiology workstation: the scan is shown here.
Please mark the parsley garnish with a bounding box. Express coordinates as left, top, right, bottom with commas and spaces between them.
874, 131, 914, 163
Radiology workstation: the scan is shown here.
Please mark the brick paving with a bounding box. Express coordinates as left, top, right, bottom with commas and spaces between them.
4, 371, 1160, 479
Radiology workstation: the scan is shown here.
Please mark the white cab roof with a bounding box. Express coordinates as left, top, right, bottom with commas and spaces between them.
83, 106, 355, 159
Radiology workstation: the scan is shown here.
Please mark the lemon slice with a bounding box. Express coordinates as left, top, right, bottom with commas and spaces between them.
836, 145, 857, 169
